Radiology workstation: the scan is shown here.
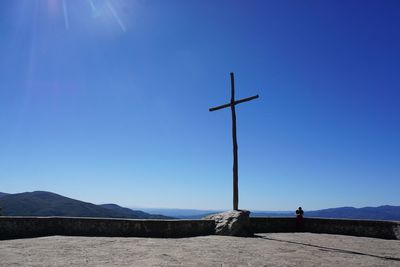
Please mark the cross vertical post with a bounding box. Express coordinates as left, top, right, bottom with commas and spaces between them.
230, 73, 239, 211
209, 72, 259, 211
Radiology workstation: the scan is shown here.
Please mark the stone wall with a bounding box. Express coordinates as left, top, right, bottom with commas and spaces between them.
251, 217, 400, 240
1, 216, 399, 240
0, 217, 215, 240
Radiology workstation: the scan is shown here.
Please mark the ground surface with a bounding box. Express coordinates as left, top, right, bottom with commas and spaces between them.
1, 233, 399, 266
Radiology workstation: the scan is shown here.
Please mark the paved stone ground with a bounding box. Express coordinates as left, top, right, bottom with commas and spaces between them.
0, 233, 399, 266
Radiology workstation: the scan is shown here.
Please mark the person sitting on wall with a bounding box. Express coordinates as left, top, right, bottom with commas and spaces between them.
296, 207, 304, 218
295, 207, 304, 230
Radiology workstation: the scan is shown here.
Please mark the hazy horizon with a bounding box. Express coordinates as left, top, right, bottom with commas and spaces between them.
1, 190, 398, 212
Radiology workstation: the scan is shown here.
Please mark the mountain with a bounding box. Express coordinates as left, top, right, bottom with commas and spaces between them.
100, 204, 170, 219
1, 191, 398, 221
137, 206, 400, 221
0, 191, 171, 219
250, 206, 400, 221
305, 205, 400, 221
138, 208, 222, 219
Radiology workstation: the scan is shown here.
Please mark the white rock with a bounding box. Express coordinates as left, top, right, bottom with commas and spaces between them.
204, 210, 253, 237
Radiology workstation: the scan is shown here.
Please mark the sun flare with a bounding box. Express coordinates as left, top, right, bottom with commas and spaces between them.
45, 0, 127, 32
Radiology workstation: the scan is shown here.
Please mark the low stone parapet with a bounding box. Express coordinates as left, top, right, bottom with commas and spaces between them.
1, 216, 399, 240
251, 217, 400, 240
0, 217, 215, 240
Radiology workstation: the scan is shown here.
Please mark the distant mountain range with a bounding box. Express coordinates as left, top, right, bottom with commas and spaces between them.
250, 206, 400, 221
0, 191, 171, 219
0, 191, 398, 221
139, 208, 221, 219
305, 206, 400, 221
141, 206, 400, 221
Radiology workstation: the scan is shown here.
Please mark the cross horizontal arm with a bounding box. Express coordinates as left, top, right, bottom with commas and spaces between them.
209, 94, 259, 112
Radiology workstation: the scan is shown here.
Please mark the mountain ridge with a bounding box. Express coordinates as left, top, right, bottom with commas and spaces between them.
141, 206, 400, 221
0, 191, 398, 221
305, 205, 400, 221
0, 191, 171, 219
100, 204, 170, 219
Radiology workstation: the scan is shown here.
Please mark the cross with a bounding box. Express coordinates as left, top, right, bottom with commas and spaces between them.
209, 72, 259, 211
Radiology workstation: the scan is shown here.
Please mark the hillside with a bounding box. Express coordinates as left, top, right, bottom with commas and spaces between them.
141, 206, 400, 221
100, 204, 170, 219
0, 191, 170, 219
1, 191, 398, 221
306, 205, 400, 221
139, 208, 222, 219
251, 206, 400, 221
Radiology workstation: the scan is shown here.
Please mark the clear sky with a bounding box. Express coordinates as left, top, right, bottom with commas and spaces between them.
1, 0, 399, 210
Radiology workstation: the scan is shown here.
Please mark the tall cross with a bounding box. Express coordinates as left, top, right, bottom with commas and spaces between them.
209, 72, 259, 211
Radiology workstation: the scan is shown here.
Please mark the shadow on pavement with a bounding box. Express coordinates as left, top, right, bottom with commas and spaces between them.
254, 234, 400, 262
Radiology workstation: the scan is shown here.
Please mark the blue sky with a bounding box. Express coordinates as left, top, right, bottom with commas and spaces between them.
0, 0, 399, 210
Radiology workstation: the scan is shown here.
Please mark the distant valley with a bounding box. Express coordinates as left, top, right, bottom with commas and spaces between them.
141, 206, 400, 221
139, 208, 221, 219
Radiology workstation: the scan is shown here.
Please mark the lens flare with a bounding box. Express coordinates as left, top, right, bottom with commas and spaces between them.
62, 0, 69, 30
107, 1, 126, 32
46, 0, 128, 32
